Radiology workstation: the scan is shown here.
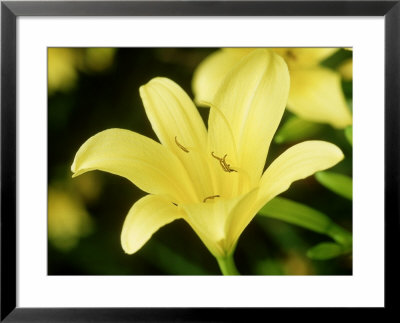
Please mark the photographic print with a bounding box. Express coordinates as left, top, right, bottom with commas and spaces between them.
48, 47, 353, 276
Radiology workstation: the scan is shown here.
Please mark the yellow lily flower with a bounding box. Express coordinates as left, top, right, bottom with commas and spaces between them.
193, 48, 352, 129
71, 49, 343, 273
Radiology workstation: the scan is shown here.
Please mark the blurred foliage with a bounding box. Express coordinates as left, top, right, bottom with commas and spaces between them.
48, 48, 352, 275
315, 171, 353, 200
345, 125, 353, 146
274, 116, 324, 144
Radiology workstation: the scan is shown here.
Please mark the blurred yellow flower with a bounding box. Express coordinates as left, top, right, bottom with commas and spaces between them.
48, 187, 93, 251
48, 48, 79, 93
339, 58, 353, 80
193, 48, 352, 129
48, 48, 116, 93
71, 50, 343, 271
85, 48, 116, 72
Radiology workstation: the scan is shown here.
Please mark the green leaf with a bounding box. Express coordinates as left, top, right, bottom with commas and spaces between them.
274, 116, 322, 144
259, 197, 332, 233
315, 171, 353, 200
307, 242, 347, 260
258, 197, 352, 247
345, 125, 352, 145
325, 224, 352, 247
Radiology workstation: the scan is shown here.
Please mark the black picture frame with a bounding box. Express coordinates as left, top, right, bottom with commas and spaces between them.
1, 0, 399, 321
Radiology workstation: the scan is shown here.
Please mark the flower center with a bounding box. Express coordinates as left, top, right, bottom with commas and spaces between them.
174, 136, 238, 206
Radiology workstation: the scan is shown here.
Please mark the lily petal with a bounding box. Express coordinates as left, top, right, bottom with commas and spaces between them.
181, 189, 257, 258
192, 48, 251, 106
287, 67, 352, 128
140, 77, 214, 201
223, 188, 259, 254
71, 128, 197, 202
140, 77, 207, 153
121, 195, 183, 254
209, 49, 290, 186
181, 199, 237, 257
273, 48, 338, 68
255, 141, 344, 211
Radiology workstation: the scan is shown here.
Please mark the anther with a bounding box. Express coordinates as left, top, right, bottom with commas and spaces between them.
203, 195, 220, 203
175, 136, 189, 153
211, 152, 237, 173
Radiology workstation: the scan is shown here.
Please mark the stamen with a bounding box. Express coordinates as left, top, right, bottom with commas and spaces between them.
175, 136, 189, 153
203, 195, 220, 203
172, 202, 178, 206
211, 152, 237, 173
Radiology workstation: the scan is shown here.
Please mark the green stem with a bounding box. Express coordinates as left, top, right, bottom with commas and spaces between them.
216, 254, 240, 275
